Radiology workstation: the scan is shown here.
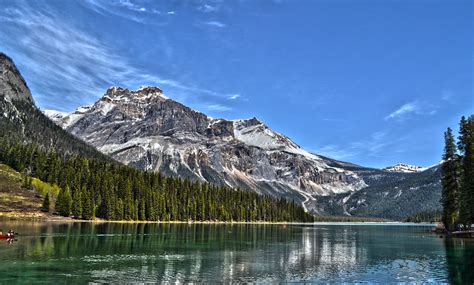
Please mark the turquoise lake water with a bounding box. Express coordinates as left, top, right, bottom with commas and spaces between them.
0, 222, 472, 283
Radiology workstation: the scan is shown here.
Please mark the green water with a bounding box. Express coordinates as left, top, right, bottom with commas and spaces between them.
0, 222, 472, 283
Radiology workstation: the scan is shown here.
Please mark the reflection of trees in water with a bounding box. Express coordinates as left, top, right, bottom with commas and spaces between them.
444, 238, 474, 284
1, 222, 466, 282
4, 223, 370, 282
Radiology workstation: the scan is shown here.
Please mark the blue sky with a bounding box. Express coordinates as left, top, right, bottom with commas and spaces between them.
0, 0, 472, 168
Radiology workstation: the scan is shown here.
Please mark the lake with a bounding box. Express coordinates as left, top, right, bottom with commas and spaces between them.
0, 222, 472, 283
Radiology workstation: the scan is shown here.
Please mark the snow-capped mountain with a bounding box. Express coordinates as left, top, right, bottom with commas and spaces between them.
383, 163, 426, 173
313, 159, 442, 220
45, 86, 368, 213
2, 52, 443, 220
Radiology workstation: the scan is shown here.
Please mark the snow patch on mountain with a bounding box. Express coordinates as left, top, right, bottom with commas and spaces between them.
233, 118, 325, 163
43, 109, 68, 120
383, 163, 426, 173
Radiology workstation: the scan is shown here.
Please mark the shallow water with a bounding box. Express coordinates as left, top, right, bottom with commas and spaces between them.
0, 222, 472, 283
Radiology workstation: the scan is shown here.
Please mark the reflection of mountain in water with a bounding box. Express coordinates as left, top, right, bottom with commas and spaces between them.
0, 222, 471, 283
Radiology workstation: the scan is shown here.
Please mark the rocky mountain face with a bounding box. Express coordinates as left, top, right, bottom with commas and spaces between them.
0, 53, 34, 105
0, 53, 110, 159
46, 86, 369, 213
383, 163, 426, 173
46, 86, 443, 218
1, 53, 34, 131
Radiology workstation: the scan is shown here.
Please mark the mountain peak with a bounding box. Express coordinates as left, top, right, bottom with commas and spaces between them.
137, 85, 163, 94
104, 86, 167, 101
234, 117, 263, 127
0, 52, 34, 104
105, 86, 128, 95
383, 163, 426, 173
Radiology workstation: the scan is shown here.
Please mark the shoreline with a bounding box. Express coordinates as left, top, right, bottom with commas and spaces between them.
0, 215, 436, 226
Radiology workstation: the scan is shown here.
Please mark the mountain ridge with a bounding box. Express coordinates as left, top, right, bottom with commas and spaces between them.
45, 85, 442, 218
45, 85, 371, 213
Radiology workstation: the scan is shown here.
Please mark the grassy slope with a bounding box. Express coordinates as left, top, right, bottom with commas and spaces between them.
0, 163, 61, 220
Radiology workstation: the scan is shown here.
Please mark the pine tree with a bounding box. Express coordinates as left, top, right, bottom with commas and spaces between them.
458, 115, 474, 226
124, 179, 134, 220
56, 186, 72, 217
441, 128, 460, 231
72, 187, 82, 218
41, 192, 50, 213
82, 188, 94, 220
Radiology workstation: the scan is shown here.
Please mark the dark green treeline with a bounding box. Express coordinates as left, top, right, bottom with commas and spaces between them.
441, 115, 474, 230
0, 138, 313, 222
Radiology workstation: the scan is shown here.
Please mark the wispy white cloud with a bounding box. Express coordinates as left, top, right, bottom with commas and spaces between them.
198, 4, 219, 13
441, 90, 454, 101
321, 118, 346, 122
385, 102, 417, 120
83, 0, 146, 23
204, 21, 226, 28
313, 131, 406, 161
116, 0, 147, 12
228, 94, 240, 100
206, 104, 232, 111
315, 145, 358, 160
385, 101, 436, 121
82, 0, 175, 23
0, 1, 237, 111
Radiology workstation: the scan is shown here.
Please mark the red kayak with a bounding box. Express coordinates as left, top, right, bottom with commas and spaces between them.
0, 235, 13, 239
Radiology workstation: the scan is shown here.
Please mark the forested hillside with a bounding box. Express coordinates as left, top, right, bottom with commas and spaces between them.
0, 139, 313, 222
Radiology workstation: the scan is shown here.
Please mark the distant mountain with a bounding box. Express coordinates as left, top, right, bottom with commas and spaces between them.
45, 86, 442, 219
383, 163, 426, 173
315, 157, 442, 220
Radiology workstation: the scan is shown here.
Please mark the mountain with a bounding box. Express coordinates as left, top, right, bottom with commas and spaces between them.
45, 86, 371, 212
314, 157, 442, 220
45, 86, 442, 218
1, 53, 312, 223
1, 51, 441, 220
0, 52, 110, 160
383, 163, 426, 173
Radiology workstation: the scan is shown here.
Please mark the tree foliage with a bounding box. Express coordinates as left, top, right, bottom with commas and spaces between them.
441, 115, 474, 230
42, 192, 50, 213
457, 116, 474, 226
0, 138, 313, 222
441, 127, 460, 231
56, 186, 72, 217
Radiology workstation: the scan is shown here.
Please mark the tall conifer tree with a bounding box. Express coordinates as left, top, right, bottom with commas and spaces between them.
441, 128, 459, 231
72, 187, 83, 218
41, 192, 50, 213
458, 116, 474, 226
56, 186, 72, 217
